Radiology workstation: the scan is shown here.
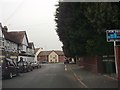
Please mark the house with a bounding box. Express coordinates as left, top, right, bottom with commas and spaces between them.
26, 42, 35, 62
0, 24, 18, 63
0, 23, 35, 63
8, 31, 35, 62
37, 50, 65, 63
0, 23, 5, 59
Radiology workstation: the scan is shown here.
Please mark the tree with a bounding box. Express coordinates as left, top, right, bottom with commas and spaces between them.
55, 2, 120, 57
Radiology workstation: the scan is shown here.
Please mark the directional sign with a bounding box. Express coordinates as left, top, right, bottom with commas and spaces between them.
106, 30, 120, 42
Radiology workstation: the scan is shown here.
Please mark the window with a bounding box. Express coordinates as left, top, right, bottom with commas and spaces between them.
55, 55, 57, 58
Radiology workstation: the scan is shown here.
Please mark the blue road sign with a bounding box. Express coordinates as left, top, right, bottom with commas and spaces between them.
106, 30, 120, 42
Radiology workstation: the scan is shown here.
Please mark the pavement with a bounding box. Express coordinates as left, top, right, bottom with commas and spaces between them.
66, 64, 119, 88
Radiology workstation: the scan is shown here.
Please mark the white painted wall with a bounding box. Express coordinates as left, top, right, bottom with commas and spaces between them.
0, 27, 2, 47
18, 56, 34, 62
19, 35, 28, 52
34, 48, 43, 61
0, 27, 2, 37
5, 40, 17, 52
22, 35, 28, 46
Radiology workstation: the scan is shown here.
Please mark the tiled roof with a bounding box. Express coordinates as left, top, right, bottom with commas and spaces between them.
8, 31, 25, 44
35, 48, 44, 54
38, 50, 64, 56
54, 50, 64, 55
2, 29, 28, 44
38, 51, 51, 56
1, 23, 32, 47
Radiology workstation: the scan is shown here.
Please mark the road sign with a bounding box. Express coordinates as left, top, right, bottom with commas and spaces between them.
106, 30, 120, 42
106, 29, 120, 78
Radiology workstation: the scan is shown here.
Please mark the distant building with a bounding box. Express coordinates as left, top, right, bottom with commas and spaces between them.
37, 50, 65, 63
34, 47, 44, 61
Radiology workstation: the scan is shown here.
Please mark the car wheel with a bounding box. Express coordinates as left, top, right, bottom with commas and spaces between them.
9, 73, 13, 79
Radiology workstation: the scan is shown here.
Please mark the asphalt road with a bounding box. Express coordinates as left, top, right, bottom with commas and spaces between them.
2, 63, 84, 88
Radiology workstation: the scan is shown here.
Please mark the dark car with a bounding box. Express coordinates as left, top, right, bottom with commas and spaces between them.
2, 58, 19, 79
17, 61, 33, 73
64, 59, 69, 64
27, 61, 33, 71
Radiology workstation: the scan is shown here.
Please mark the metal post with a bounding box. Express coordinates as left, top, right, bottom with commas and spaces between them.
114, 41, 118, 77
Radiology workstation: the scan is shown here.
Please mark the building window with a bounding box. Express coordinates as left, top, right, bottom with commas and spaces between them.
55, 55, 57, 58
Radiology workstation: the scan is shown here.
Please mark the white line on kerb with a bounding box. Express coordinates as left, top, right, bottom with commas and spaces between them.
68, 65, 88, 88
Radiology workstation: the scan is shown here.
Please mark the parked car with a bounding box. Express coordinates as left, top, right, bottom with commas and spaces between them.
27, 61, 33, 71
31, 61, 41, 69
2, 58, 19, 79
0, 59, 2, 80
17, 61, 33, 73
41, 60, 48, 64
64, 59, 69, 64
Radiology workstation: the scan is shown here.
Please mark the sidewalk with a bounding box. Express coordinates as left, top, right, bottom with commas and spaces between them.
66, 64, 118, 88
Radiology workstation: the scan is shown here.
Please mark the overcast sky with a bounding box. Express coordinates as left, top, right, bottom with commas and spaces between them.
0, 0, 63, 51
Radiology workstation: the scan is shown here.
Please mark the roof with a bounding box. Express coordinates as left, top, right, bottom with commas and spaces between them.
8, 31, 29, 44
1, 23, 30, 46
38, 50, 64, 56
2, 29, 29, 44
35, 48, 40, 54
38, 51, 51, 56
54, 50, 64, 55
28, 42, 35, 49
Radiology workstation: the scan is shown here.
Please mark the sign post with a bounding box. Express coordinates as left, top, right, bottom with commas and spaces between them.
106, 30, 120, 77
114, 41, 118, 76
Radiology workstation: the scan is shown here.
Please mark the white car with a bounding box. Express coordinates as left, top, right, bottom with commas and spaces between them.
31, 61, 41, 69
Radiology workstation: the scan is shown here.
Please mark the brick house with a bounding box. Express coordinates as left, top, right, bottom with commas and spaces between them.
37, 50, 65, 63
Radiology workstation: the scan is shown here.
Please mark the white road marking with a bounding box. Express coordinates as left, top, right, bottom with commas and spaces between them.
64, 65, 67, 71
68, 65, 88, 88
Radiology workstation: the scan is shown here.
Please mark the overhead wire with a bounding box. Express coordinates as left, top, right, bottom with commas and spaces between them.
4, 0, 26, 24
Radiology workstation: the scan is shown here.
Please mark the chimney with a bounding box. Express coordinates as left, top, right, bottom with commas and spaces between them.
3, 26, 8, 32
0, 23, 2, 28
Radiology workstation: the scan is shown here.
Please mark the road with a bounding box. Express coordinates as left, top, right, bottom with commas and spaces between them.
2, 63, 84, 88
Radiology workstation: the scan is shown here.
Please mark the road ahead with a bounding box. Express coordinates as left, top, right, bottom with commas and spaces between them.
2, 63, 84, 88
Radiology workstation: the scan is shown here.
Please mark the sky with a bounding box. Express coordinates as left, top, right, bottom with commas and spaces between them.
0, 0, 63, 51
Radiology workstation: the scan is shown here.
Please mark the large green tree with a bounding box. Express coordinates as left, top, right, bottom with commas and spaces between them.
55, 2, 120, 57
